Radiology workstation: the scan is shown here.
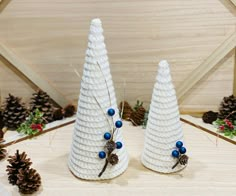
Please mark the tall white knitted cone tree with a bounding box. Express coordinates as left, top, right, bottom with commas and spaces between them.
141, 60, 188, 173
68, 18, 129, 180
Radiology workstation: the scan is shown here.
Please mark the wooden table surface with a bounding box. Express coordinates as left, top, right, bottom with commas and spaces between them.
0, 121, 236, 196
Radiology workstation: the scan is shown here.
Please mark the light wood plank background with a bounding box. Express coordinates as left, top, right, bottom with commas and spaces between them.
1, 122, 236, 196
0, 0, 235, 112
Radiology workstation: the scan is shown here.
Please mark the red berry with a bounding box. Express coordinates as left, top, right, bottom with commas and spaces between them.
219, 125, 225, 131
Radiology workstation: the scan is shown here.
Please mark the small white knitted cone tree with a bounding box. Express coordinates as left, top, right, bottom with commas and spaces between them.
68, 18, 129, 180
141, 60, 187, 173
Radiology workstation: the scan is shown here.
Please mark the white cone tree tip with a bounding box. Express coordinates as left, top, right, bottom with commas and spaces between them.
68, 18, 128, 180
141, 60, 188, 173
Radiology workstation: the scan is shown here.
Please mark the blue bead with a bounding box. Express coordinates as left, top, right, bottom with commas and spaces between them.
104, 132, 111, 140
107, 108, 115, 116
179, 147, 187, 154
116, 141, 123, 149
115, 120, 123, 128
172, 150, 180, 158
98, 151, 106, 159
176, 141, 183, 149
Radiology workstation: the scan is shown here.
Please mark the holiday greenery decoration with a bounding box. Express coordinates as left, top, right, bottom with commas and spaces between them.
30, 90, 54, 123
119, 101, 133, 120
6, 150, 41, 194
0, 145, 7, 160
17, 109, 45, 136
16, 168, 41, 194
2, 94, 28, 129
141, 60, 187, 173
142, 109, 149, 129
63, 104, 76, 117
6, 150, 32, 185
213, 118, 236, 138
218, 95, 236, 121
130, 101, 146, 126
68, 18, 128, 180
202, 111, 218, 124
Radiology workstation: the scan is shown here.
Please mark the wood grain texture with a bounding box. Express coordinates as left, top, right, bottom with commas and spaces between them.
231, 0, 236, 6
0, 43, 68, 107
1, 121, 236, 195
176, 33, 236, 102
0, 0, 235, 112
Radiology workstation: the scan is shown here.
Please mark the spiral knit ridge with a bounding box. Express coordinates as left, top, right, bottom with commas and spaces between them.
68, 18, 129, 180
141, 60, 185, 173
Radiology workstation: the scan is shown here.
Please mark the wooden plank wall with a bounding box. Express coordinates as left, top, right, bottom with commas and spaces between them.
0, 0, 235, 112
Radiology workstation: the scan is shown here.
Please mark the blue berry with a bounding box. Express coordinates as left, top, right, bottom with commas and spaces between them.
107, 108, 115, 116
116, 142, 123, 149
115, 120, 123, 128
176, 141, 183, 149
179, 147, 187, 154
98, 151, 106, 159
104, 132, 111, 140
172, 150, 180, 158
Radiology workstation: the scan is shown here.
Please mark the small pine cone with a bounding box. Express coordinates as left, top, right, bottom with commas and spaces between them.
105, 141, 116, 152
130, 106, 146, 126
30, 90, 54, 123
218, 95, 236, 121
63, 104, 76, 117
6, 150, 32, 185
119, 101, 133, 120
202, 111, 218, 124
53, 108, 64, 121
179, 155, 189, 166
2, 94, 28, 129
16, 168, 41, 194
108, 154, 119, 165
0, 146, 7, 160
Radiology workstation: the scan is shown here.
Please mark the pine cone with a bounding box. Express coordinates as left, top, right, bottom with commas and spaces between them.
0, 110, 4, 129
63, 104, 76, 117
2, 94, 28, 129
6, 150, 32, 185
16, 168, 41, 194
108, 154, 119, 165
202, 111, 218, 124
218, 95, 236, 121
105, 141, 116, 152
30, 90, 54, 123
119, 101, 133, 120
0, 146, 7, 160
130, 106, 146, 126
53, 108, 63, 121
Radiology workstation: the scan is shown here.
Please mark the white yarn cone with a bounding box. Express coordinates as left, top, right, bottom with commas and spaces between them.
141, 60, 186, 173
68, 18, 129, 180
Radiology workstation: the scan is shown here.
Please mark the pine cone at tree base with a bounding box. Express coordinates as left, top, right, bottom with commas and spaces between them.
2, 94, 28, 129
30, 90, 54, 123
6, 150, 32, 185
63, 104, 76, 117
17, 168, 41, 194
218, 95, 236, 121
130, 106, 146, 126
119, 101, 133, 120
53, 108, 64, 121
202, 111, 218, 124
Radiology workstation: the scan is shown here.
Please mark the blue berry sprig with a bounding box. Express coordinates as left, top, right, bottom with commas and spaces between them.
171, 141, 189, 169
98, 108, 123, 177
